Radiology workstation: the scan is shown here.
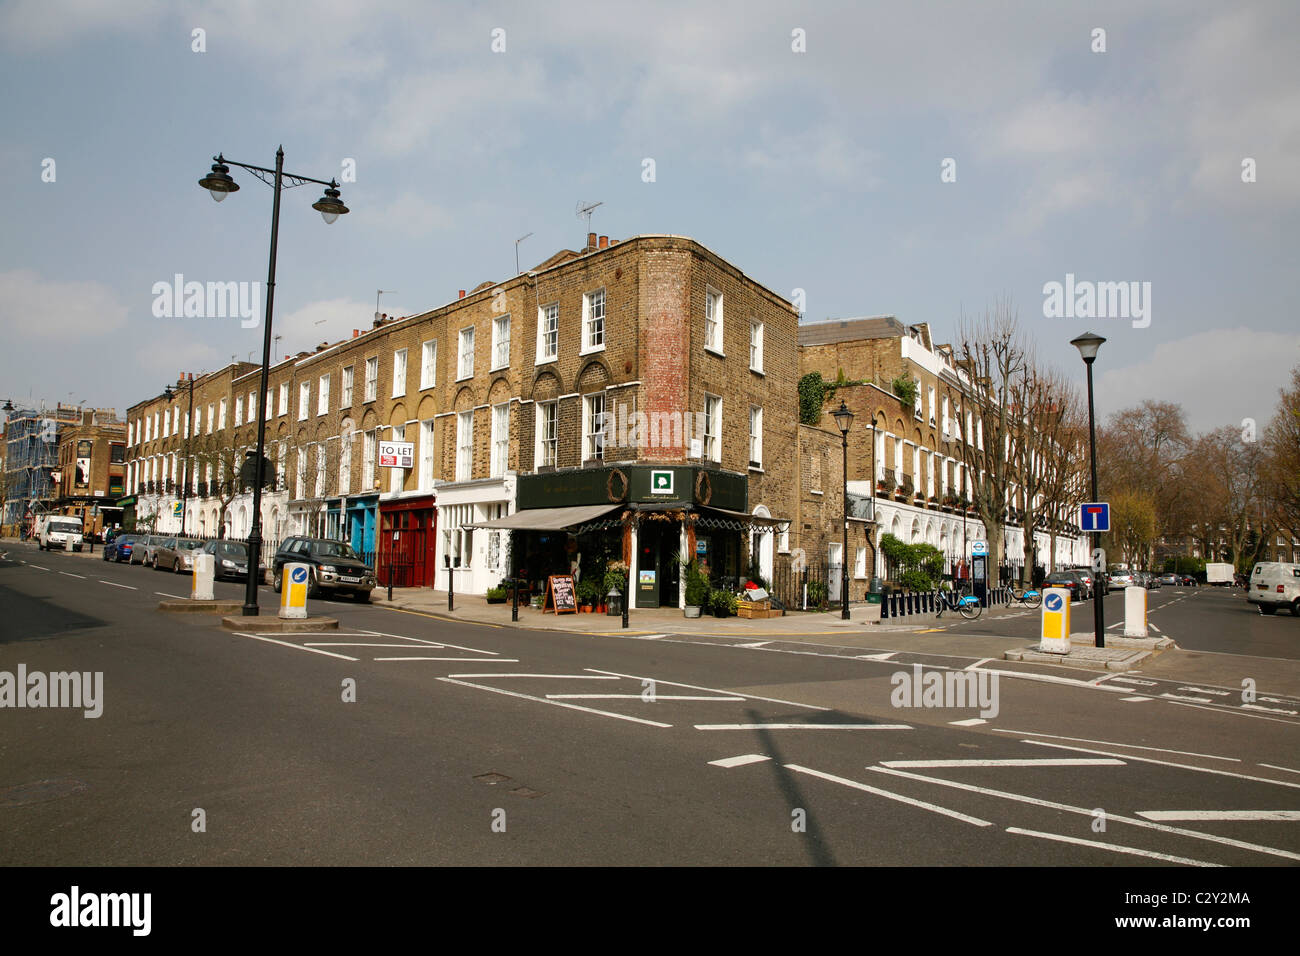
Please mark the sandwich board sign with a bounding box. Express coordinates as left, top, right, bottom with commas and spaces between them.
379, 440, 415, 469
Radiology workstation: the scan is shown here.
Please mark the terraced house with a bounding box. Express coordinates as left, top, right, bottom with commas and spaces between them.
122, 234, 848, 608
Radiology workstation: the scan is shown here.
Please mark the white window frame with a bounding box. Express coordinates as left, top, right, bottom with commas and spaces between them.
363, 429, 377, 489
392, 348, 407, 398
855, 547, 867, 579
340, 366, 353, 407
458, 327, 475, 380
233, 397, 242, 428
704, 287, 724, 355
419, 419, 435, 490
206, 403, 214, 434
315, 443, 326, 498
537, 303, 558, 364
318, 374, 330, 415
581, 289, 605, 354
389, 423, 405, 492
278, 383, 289, 417
536, 401, 557, 468
749, 320, 764, 373
456, 410, 474, 481
338, 428, 352, 495
218, 399, 227, 431
298, 382, 310, 421
491, 315, 511, 371
491, 402, 510, 478
749, 405, 763, 468
704, 394, 722, 462
364, 357, 378, 403
584, 393, 606, 462
420, 341, 437, 389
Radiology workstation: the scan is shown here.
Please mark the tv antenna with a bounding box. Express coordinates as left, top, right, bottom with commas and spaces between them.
515, 232, 533, 274
575, 200, 603, 232
375, 289, 395, 323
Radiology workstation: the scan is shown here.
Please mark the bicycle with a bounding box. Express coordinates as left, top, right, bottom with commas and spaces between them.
937, 585, 982, 620
1009, 584, 1041, 608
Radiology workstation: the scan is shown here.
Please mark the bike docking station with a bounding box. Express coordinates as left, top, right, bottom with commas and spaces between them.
221, 561, 339, 633
157, 551, 242, 615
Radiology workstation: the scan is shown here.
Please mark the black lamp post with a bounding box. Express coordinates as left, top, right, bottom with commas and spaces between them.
832, 400, 855, 620
197, 149, 350, 616
164, 376, 197, 537
1071, 331, 1106, 649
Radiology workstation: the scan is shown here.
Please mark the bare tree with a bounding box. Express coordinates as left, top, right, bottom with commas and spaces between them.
1198, 425, 1271, 573
1263, 365, 1300, 543
951, 300, 1030, 583
1013, 364, 1085, 580
193, 434, 249, 538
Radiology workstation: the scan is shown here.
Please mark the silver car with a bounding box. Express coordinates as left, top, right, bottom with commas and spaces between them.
132, 535, 176, 567
154, 537, 205, 573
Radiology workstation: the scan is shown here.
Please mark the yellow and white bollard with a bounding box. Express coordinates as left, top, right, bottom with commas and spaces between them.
192, 552, 215, 601
280, 562, 310, 620
1039, 587, 1072, 654
1123, 585, 1148, 637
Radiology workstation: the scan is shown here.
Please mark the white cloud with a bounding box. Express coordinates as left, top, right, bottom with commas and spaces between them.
1096, 327, 1300, 433
0, 269, 129, 340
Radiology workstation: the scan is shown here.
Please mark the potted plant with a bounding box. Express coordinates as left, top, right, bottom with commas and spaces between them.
709, 589, 738, 617
807, 579, 829, 610
485, 586, 507, 604
683, 559, 708, 618
578, 577, 602, 612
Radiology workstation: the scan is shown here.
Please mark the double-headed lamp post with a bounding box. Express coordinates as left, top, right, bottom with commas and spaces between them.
832, 400, 855, 620
1070, 331, 1106, 649
164, 376, 196, 537
197, 149, 350, 616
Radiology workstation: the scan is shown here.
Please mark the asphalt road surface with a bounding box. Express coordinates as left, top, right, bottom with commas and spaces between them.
3, 543, 1298, 867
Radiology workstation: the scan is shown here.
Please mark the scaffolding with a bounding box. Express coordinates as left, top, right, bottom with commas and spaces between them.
2, 403, 81, 532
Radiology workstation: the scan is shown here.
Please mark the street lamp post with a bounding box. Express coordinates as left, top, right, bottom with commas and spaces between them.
1071, 331, 1106, 650
164, 376, 197, 537
197, 148, 350, 616
832, 400, 855, 620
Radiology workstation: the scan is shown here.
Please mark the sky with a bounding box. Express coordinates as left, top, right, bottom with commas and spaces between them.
1, 0, 1296, 435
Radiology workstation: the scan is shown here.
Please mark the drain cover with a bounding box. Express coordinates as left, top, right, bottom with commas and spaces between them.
473, 772, 512, 785
0, 779, 88, 808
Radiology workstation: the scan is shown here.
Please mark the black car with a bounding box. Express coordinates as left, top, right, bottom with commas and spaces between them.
272, 536, 375, 601
200, 539, 251, 581
1044, 570, 1089, 600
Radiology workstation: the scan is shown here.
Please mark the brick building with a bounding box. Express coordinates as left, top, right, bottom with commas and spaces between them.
52, 409, 126, 536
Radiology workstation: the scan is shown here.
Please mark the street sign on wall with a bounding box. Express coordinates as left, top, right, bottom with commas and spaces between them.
379, 440, 415, 469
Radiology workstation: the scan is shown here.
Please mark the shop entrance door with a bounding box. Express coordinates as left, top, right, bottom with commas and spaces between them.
636, 519, 682, 608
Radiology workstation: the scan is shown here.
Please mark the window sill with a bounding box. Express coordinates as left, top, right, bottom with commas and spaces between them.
748, 465, 764, 473
535, 355, 557, 367
578, 344, 606, 357
704, 346, 725, 359
811, 490, 824, 496
490, 364, 509, 374
455, 375, 473, 383
750, 366, 764, 376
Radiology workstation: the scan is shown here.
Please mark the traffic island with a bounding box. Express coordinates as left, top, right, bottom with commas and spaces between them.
158, 599, 244, 614
1005, 634, 1175, 671
220, 616, 339, 633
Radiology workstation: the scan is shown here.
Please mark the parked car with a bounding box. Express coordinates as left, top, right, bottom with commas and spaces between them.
1180, 574, 1197, 587
200, 539, 251, 581
1247, 562, 1300, 616
155, 537, 205, 573
1144, 571, 1161, 589
1159, 573, 1180, 586
130, 534, 175, 567
1067, 568, 1097, 599
271, 536, 376, 601
103, 534, 140, 563
1044, 570, 1089, 600
1108, 569, 1136, 588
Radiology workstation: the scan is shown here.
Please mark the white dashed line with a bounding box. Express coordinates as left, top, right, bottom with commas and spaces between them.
58, 571, 86, 579
993, 729, 1241, 761
548, 694, 744, 701
786, 764, 992, 827
879, 758, 1123, 768
1020, 740, 1300, 789
1121, 696, 1153, 702
696, 723, 911, 731
709, 754, 771, 768
1005, 828, 1220, 867
374, 657, 520, 663
99, 580, 136, 590
437, 677, 672, 728
949, 718, 987, 726
1136, 810, 1300, 822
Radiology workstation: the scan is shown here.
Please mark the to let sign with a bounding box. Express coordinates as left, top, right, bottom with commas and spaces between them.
379, 441, 415, 469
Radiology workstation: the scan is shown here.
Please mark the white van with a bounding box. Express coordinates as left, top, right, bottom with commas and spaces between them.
39, 516, 84, 552
1247, 562, 1300, 616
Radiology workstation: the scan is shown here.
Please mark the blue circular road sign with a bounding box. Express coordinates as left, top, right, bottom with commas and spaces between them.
1045, 593, 1063, 611
291, 567, 308, 584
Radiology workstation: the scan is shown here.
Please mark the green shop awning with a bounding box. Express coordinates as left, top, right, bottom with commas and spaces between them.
468, 503, 622, 532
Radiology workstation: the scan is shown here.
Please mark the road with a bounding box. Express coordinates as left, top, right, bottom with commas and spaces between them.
3, 542, 1299, 867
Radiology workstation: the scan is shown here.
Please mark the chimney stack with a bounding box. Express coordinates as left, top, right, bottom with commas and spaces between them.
598, 235, 609, 249
352, 329, 360, 338
458, 289, 466, 299
587, 232, 597, 251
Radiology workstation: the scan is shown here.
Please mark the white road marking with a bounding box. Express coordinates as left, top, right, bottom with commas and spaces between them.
1020, 740, 1300, 790
58, 571, 86, 578
30, 565, 49, 571
735, 641, 771, 648
450, 673, 619, 680
1137, 810, 1300, 822
879, 758, 1124, 768
437, 677, 672, 728
856, 652, 896, 661
622, 633, 669, 640
1149, 624, 1162, 632
357, 630, 492, 651
226, 632, 359, 661
1121, 696, 1153, 702
1259, 763, 1300, 775
1242, 703, 1300, 716
548, 694, 745, 701
696, 723, 911, 731
708, 754, 771, 768
1167, 700, 1300, 725
154, 591, 188, 599
374, 657, 520, 663
585, 668, 830, 710
1110, 677, 1158, 686
966, 658, 994, 670
872, 766, 1300, 862
305, 642, 450, 648
99, 580, 136, 590
1005, 828, 1220, 867
993, 729, 1241, 762
1178, 686, 1230, 697
1260, 696, 1300, 705
949, 718, 987, 727
786, 764, 992, 827
1161, 693, 1213, 704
